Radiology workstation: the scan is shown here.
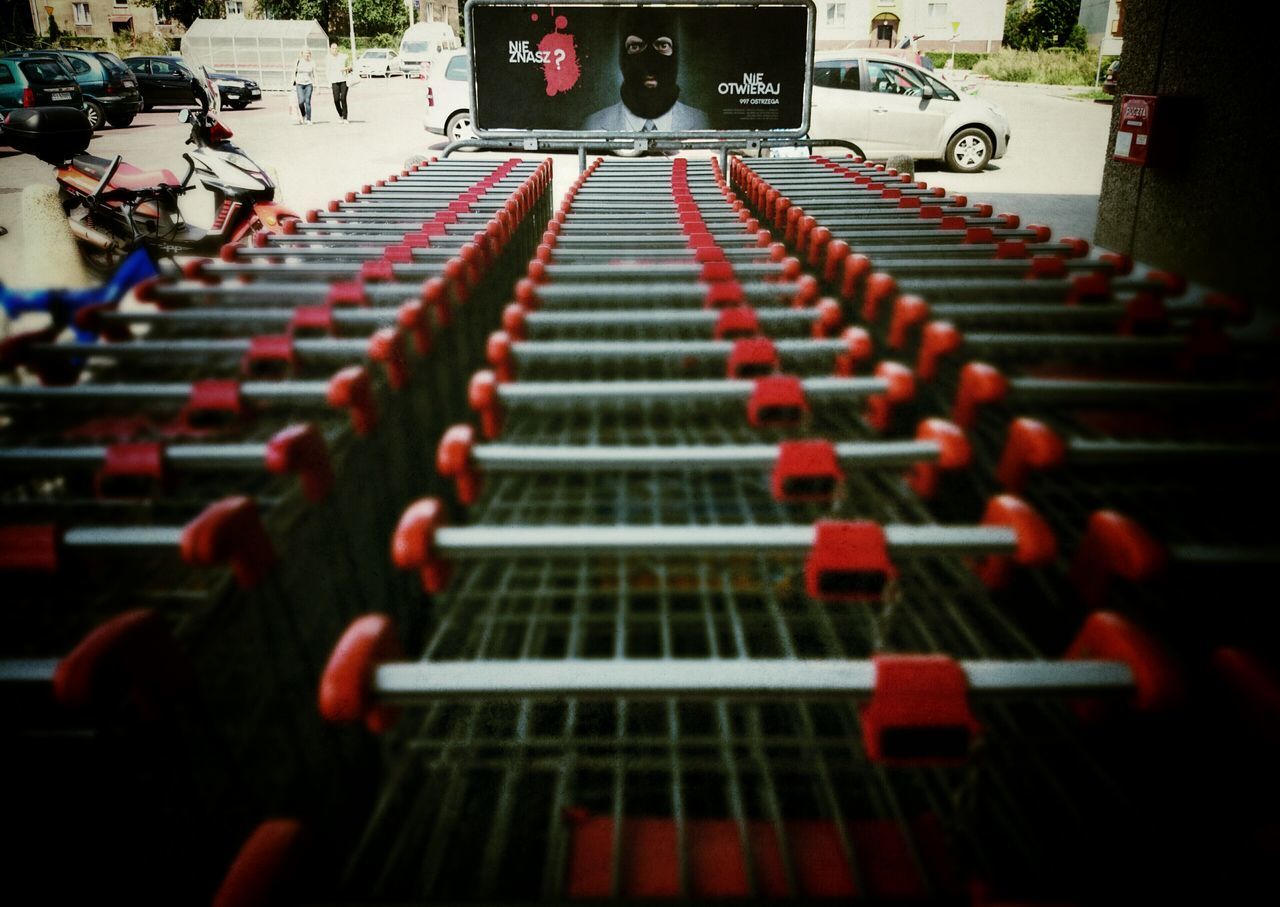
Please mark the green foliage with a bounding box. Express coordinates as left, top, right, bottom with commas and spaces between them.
1066, 24, 1088, 53
47, 32, 174, 55
257, 0, 407, 38
1004, 0, 1082, 50
923, 52, 986, 71
130, 0, 223, 29
974, 48, 1097, 85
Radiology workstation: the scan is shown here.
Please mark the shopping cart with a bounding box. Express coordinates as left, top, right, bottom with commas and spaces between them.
237, 157, 1211, 905
0, 156, 555, 902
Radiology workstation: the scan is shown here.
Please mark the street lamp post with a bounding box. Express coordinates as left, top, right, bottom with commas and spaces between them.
950, 20, 960, 69
347, 0, 357, 61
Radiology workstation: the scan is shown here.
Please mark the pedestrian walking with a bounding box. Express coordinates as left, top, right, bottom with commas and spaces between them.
327, 43, 352, 124
293, 48, 316, 124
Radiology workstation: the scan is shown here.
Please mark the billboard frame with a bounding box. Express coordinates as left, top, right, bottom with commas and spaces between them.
464, 0, 817, 144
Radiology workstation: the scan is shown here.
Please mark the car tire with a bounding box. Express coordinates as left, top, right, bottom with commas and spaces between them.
106, 113, 135, 128
84, 100, 105, 131
445, 111, 472, 142
945, 127, 992, 173
141, 98, 153, 112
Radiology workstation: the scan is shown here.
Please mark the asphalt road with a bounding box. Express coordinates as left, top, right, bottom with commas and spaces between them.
0, 74, 1113, 285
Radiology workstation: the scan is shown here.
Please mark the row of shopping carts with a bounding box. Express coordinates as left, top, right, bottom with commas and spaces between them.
7, 143, 1276, 902
0, 156, 554, 900
177, 151, 1280, 903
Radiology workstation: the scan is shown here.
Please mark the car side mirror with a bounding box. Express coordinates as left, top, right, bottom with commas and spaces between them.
920, 84, 935, 99
177, 109, 190, 124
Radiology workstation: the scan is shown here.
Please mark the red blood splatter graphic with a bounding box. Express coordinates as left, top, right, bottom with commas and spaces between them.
530, 13, 538, 21
539, 31, 579, 96
555, 15, 568, 29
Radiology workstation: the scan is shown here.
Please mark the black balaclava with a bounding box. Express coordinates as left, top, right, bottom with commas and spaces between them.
618, 8, 680, 120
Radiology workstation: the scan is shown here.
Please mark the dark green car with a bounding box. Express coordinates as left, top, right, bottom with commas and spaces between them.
7, 49, 141, 129
0, 55, 83, 129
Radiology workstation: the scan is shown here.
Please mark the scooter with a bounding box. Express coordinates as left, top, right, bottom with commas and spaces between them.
48, 69, 297, 272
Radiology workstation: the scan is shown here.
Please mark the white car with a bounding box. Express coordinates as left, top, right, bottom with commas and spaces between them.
422, 50, 474, 142
356, 49, 399, 78
807, 50, 1009, 172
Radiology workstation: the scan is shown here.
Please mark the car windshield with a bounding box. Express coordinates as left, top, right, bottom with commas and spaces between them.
98, 54, 131, 76
924, 72, 958, 101
403, 42, 429, 53
867, 60, 928, 94
19, 60, 71, 83
364, 51, 386, 58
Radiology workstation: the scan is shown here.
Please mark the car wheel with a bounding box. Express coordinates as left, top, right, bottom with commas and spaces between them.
84, 100, 105, 131
106, 113, 135, 128
446, 111, 472, 142
141, 98, 153, 112
945, 127, 992, 173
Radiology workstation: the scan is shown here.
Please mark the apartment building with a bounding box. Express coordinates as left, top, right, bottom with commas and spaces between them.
26, 0, 175, 40
816, 0, 1005, 53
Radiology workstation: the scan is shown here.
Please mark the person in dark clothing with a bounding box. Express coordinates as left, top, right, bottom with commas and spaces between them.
326, 43, 351, 124
584, 7, 708, 131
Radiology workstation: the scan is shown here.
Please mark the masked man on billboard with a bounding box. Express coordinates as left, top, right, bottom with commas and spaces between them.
584, 8, 709, 131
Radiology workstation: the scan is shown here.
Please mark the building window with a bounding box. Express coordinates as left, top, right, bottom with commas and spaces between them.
226, 0, 244, 15
72, 3, 91, 25
826, 2, 846, 27
927, 3, 947, 26
114, 0, 126, 6
1111, 0, 1125, 37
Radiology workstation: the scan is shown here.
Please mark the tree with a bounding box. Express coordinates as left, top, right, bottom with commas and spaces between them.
1004, 0, 1084, 50
1065, 23, 1088, 53
131, 0, 223, 28
1035, 0, 1083, 47
256, 0, 406, 37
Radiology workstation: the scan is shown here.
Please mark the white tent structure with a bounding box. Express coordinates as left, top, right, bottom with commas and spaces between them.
181, 19, 330, 92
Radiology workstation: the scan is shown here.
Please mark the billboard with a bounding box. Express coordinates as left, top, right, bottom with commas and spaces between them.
466, 0, 815, 138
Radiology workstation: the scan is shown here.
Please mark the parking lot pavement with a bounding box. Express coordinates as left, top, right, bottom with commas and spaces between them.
915, 80, 1114, 243
0, 75, 1112, 284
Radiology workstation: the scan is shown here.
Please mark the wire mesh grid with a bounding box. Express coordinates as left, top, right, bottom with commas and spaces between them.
492, 396, 887, 446
340, 540, 1168, 901
0, 157, 558, 901
302, 157, 1206, 903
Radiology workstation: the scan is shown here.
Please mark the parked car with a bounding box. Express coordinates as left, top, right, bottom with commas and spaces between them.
6, 49, 140, 129
422, 50, 474, 141
1103, 59, 1120, 96
356, 49, 400, 78
808, 49, 1009, 172
124, 56, 260, 110
206, 71, 262, 109
0, 55, 83, 133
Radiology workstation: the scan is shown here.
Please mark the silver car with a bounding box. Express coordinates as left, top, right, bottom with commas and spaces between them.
808, 50, 1010, 172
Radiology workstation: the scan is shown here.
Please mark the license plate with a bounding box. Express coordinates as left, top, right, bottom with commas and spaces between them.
52, 92, 72, 100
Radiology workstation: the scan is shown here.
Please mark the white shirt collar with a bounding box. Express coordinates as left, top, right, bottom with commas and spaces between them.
621, 103, 674, 132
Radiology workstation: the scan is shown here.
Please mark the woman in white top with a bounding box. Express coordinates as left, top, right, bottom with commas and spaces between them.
293, 49, 316, 124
